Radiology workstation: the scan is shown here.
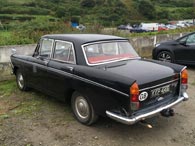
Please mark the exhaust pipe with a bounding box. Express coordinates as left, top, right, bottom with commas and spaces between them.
161, 108, 174, 117
139, 120, 153, 129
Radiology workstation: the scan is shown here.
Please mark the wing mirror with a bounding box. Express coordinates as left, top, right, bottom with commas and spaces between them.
179, 40, 186, 46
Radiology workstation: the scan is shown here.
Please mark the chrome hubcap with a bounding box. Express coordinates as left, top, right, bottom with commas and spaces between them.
75, 96, 90, 120
158, 52, 171, 62
18, 73, 24, 89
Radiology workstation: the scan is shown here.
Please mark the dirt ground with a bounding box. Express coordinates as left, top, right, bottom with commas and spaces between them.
0, 67, 195, 146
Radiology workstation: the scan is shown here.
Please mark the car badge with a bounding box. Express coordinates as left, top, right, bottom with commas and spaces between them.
139, 91, 148, 101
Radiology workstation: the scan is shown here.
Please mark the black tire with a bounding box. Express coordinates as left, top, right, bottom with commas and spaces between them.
157, 51, 174, 63
16, 69, 28, 91
71, 92, 98, 125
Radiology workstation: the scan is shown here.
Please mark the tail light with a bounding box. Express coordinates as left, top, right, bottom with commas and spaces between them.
181, 69, 188, 92
181, 69, 188, 85
130, 82, 140, 110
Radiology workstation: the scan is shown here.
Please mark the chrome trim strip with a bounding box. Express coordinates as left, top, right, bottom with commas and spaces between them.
14, 58, 129, 97
39, 38, 54, 58
106, 95, 188, 125
52, 40, 77, 64
73, 75, 129, 97
48, 67, 129, 97
81, 40, 141, 66
139, 78, 179, 91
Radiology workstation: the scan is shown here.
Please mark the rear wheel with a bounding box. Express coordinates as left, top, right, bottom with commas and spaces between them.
71, 92, 98, 125
16, 70, 28, 91
157, 51, 174, 63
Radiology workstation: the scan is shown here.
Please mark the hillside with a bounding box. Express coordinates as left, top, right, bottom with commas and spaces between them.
0, 0, 194, 26
0, 0, 194, 46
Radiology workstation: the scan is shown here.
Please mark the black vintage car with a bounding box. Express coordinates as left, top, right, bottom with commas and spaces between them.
10, 34, 189, 126
153, 32, 195, 65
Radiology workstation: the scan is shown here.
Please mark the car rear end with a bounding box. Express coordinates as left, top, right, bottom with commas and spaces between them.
106, 67, 188, 125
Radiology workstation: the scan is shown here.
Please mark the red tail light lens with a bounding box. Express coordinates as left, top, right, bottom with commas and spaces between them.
130, 83, 139, 101
181, 69, 188, 84
130, 83, 140, 110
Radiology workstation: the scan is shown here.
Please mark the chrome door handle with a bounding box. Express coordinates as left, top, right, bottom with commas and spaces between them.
67, 66, 74, 72
43, 60, 49, 65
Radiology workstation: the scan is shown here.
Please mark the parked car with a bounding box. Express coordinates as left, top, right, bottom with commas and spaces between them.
165, 24, 177, 30
117, 24, 132, 30
176, 21, 188, 28
130, 27, 148, 33
153, 32, 195, 65
76, 24, 86, 31
11, 34, 188, 126
158, 24, 168, 31
139, 23, 158, 31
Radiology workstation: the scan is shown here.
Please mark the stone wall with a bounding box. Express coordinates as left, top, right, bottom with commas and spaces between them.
0, 32, 189, 81
0, 44, 36, 81
0, 44, 36, 63
0, 63, 14, 81
129, 33, 187, 57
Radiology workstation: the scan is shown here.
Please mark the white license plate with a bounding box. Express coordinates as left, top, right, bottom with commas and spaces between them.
151, 84, 170, 98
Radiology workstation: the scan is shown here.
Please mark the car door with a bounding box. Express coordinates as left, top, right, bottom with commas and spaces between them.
174, 33, 195, 64
46, 40, 76, 100
27, 38, 54, 91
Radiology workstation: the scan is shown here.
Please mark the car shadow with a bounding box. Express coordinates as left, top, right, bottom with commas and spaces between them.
27, 88, 185, 139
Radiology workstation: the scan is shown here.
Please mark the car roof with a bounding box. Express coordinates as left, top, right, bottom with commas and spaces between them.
42, 34, 127, 45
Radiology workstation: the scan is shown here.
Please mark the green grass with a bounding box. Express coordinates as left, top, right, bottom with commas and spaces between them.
0, 80, 73, 121
0, 30, 34, 46
0, 31, 12, 38
0, 14, 55, 21
0, 80, 46, 118
6, 0, 33, 4
0, 80, 17, 97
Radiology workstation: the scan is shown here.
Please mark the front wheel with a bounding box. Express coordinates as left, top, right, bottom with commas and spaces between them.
157, 51, 174, 63
71, 92, 98, 125
16, 70, 28, 91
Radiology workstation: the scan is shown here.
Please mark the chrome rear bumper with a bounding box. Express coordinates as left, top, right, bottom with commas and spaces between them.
106, 93, 188, 125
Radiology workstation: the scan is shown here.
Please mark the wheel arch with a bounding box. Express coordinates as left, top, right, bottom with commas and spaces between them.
64, 88, 76, 104
13, 66, 19, 75
156, 49, 175, 60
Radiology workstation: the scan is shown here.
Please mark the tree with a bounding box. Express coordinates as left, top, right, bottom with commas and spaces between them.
80, 0, 95, 7
138, 0, 156, 19
157, 10, 169, 19
56, 7, 66, 18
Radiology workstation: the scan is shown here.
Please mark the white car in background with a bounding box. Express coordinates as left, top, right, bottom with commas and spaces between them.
76, 24, 86, 31
166, 24, 177, 30
139, 23, 158, 32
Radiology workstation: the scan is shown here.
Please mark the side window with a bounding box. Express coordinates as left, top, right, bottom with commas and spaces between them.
53, 41, 75, 63
186, 34, 195, 45
39, 39, 53, 57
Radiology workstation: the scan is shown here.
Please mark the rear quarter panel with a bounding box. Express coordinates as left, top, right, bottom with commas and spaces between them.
72, 65, 135, 116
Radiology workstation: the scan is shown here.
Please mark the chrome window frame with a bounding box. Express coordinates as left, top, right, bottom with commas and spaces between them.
39, 38, 54, 58
51, 40, 76, 64
81, 40, 141, 66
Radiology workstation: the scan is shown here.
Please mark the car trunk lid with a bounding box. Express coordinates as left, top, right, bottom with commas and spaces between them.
104, 59, 180, 109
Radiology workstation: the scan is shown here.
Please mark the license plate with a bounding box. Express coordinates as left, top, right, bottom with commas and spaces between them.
151, 84, 170, 98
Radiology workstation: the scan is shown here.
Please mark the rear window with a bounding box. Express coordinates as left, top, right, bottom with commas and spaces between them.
83, 41, 139, 65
